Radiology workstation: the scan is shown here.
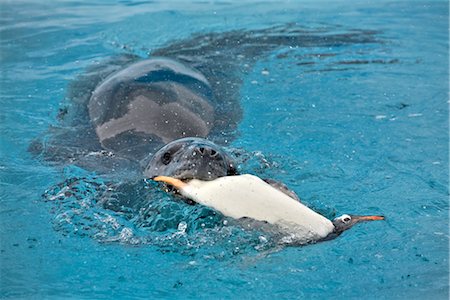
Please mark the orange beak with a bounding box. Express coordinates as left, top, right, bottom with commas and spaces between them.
353, 215, 385, 222
153, 176, 187, 190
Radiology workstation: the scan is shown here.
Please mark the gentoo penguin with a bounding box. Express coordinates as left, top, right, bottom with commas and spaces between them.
153, 174, 384, 244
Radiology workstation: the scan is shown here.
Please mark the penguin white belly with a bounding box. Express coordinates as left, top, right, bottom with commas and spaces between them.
181, 174, 335, 240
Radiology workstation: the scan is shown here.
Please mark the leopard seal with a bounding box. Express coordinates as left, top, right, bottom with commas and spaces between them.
82, 56, 300, 201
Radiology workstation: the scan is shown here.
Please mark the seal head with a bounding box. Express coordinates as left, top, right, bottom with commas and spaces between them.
144, 137, 237, 180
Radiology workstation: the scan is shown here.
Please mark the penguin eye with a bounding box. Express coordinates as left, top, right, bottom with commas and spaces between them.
337, 214, 352, 224
162, 152, 171, 165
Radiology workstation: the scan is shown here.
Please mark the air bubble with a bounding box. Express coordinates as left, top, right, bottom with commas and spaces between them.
177, 221, 187, 233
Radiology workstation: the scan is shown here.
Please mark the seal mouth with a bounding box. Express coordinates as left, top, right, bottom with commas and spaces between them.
151, 176, 197, 205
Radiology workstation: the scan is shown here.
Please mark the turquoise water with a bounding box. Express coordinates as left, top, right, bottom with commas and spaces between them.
1, 0, 448, 299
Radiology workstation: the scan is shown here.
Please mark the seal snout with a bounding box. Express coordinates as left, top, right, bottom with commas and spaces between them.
196, 146, 219, 158
194, 145, 219, 158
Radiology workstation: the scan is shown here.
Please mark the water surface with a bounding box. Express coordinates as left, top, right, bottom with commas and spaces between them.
0, 1, 448, 299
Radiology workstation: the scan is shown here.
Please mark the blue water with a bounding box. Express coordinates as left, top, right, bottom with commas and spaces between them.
1, 0, 448, 299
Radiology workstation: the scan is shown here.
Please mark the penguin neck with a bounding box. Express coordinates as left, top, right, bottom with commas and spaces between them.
319, 225, 343, 242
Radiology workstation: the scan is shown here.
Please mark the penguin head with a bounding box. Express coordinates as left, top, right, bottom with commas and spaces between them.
332, 214, 384, 234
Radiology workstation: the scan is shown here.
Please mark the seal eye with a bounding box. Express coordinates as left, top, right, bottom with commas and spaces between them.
162, 152, 171, 165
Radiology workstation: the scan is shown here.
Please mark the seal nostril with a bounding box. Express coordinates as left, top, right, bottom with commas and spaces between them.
198, 147, 205, 155
210, 149, 218, 157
